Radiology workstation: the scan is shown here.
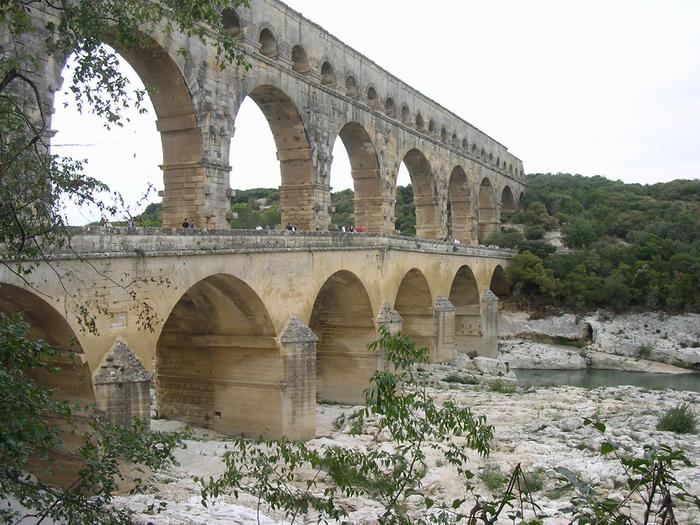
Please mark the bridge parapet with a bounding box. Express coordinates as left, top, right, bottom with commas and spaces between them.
30, 227, 516, 260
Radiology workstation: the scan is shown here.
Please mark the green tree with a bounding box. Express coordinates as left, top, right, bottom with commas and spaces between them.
506, 251, 560, 299
0, 1, 248, 522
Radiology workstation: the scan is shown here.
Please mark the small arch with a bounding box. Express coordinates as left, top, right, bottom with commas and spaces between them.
345, 75, 359, 98
448, 166, 473, 244
480, 147, 486, 159
451, 133, 458, 147
367, 86, 378, 108
478, 177, 498, 243
489, 152, 494, 164
222, 8, 243, 38
401, 104, 411, 124
471, 143, 478, 154
291, 45, 310, 73
415, 112, 425, 130
463, 138, 469, 150
394, 269, 437, 361
156, 274, 278, 436
441, 127, 448, 142
385, 97, 396, 117
428, 119, 436, 134
259, 28, 278, 58
490, 265, 509, 297
496, 157, 501, 168
501, 186, 516, 213
321, 61, 336, 86
310, 271, 375, 404
337, 122, 382, 232
449, 266, 482, 356
243, 84, 313, 229
402, 149, 439, 239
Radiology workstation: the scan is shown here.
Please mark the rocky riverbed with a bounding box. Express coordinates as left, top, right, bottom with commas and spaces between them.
498, 310, 700, 373
115, 374, 700, 524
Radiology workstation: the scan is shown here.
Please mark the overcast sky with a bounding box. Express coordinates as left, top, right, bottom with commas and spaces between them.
53, 0, 700, 224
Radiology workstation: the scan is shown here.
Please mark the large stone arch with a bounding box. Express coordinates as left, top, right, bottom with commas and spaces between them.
394, 268, 437, 360
237, 83, 315, 230
449, 266, 481, 355
309, 270, 376, 405
478, 177, 499, 243
52, 34, 208, 228
401, 149, 440, 239
501, 185, 516, 213
335, 122, 383, 232
448, 166, 473, 244
155, 273, 282, 437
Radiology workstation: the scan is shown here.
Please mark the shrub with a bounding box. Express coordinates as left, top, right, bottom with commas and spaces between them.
489, 380, 516, 394
656, 403, 697, 434
479, 465, 507, 491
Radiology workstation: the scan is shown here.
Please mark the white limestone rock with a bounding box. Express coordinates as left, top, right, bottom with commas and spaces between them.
498, 340, 588, 370
499, 311, 591, 341
473, 356, 517, 380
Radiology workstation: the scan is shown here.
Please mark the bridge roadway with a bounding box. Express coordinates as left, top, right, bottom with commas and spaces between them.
0, 228, 512, 439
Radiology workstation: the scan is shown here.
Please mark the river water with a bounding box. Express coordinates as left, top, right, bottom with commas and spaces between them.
515, 368, 700, 393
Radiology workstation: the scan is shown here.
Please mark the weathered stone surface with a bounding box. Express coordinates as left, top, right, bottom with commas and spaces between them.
94, 337, 152, 384
499, 311, 591, 341
498, 340, 587, 370
473, 357, 516, 380
94, 338, 151, 426
499, 310, 700, 371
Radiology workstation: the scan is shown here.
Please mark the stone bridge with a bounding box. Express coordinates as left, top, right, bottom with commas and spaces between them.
0, 229, 512, 439
7, 1, 529, 442
28, 0, 525, 242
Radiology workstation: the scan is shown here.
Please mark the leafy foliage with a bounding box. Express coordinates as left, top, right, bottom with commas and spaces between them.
504, 174, 700, 312
198, 327, 550, 524
556, 419, 700, 524
1, 0, 247, 522
0, 313, 187, 524
656, 403, 698, 434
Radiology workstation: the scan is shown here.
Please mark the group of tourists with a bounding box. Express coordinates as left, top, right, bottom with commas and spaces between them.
181, 218, 195, 228
341, 225, 364, 233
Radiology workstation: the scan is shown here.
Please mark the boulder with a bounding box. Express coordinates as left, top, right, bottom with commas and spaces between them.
498, 340, 587, 370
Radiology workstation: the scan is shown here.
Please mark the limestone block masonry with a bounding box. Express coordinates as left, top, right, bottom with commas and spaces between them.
21, 0, 524, 239
3, 0, 526, 443
0, 229, 513, 440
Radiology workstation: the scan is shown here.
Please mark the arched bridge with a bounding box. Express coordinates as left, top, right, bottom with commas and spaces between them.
31, 0, 525, 243
10, 1, 527, 441
0, 229, 511, 439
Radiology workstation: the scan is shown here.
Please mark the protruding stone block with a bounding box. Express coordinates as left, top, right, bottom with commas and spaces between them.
279, 315, 317, 439
481, 290, 500, 358
93, 338, 152, 426
434, 296, 456, 363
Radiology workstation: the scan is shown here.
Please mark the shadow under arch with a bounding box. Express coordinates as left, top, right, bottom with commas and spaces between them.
394, 268, 437, 361
240, 83, 315, 230
155, 274, 281, 437
0, 283, 95, 484
501, 186, 516, 213
336, 122, 383, 232
448, 166, 473, 244
490, 265, 509, 298
449, 266, 482, 356
309, 270, 376, 405
478, 177, 498, 243
402, 149, 440, 239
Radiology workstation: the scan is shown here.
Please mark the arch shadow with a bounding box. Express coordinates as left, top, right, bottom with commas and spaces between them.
156, 274, 280, 437
309, 271, 376, 405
